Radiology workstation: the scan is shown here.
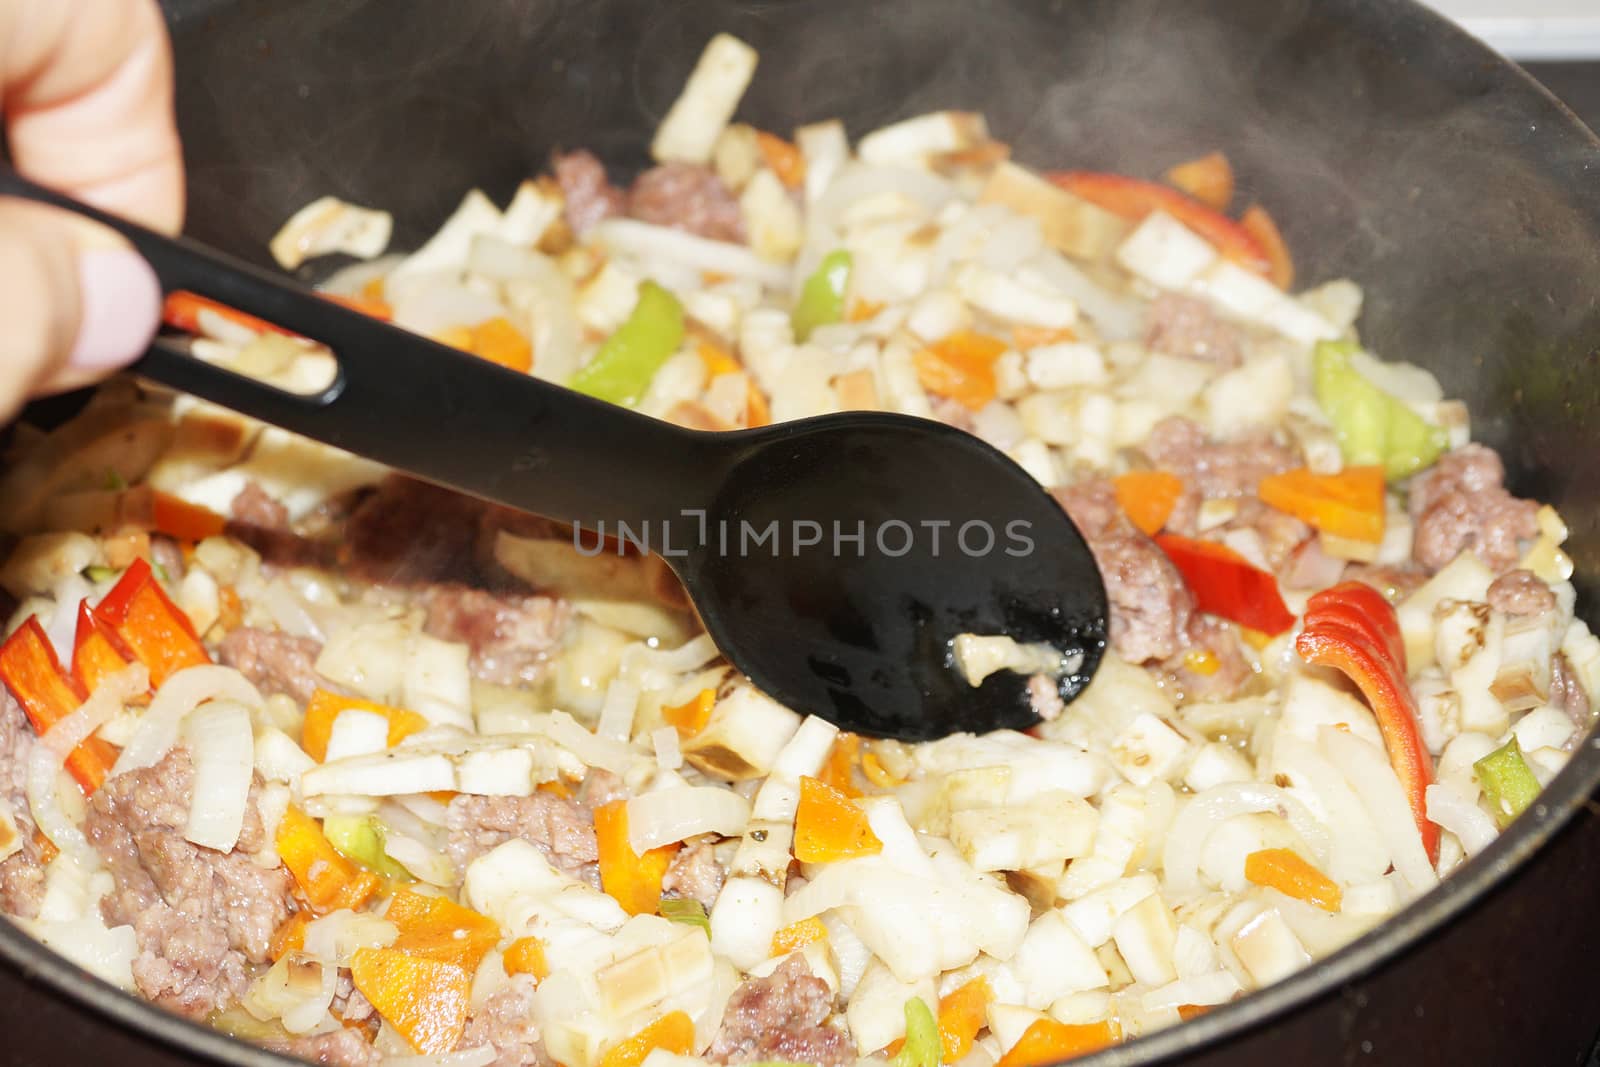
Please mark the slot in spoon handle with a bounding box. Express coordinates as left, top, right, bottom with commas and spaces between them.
0, 164, 720, 530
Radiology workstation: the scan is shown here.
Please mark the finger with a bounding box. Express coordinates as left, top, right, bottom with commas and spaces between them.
2, 0, 183, 232
0, 199, 161, 416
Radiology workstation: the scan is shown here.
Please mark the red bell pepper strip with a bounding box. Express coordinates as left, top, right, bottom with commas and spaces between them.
1155, 533, 1296, 636
0, 618, 119, 792
1296, 582, 1438, 864
71, 602, 137, 697
91, 559, 211, 687
1048, 171, 1271, 277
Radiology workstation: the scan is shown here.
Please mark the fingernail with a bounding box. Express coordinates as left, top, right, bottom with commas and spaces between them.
68, 249, 162, 371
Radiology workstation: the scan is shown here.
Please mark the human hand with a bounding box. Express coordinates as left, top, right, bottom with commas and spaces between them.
0, 0, 181, 418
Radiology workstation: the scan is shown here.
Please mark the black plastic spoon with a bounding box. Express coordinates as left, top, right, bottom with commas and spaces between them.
0, 167, 1108, 740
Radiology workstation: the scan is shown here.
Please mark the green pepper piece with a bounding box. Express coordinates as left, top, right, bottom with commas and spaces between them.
1473, 738, 1542, 828
322, 814, 414, 880
657, 896, 710, 934
893, 997, 939, 1067
1313, 341, 1449, 481
568, 281, 685, 405
792, 250, 853, 342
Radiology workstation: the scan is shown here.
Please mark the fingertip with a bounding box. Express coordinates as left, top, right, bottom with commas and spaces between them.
67, 248, 162, 373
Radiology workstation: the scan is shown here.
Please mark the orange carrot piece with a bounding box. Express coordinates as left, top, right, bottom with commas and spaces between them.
1244, 847, 1343, 912
793, 776, 882, 863
771, 917, 828, 956
913, 330, 1008, 411
269, 912, 309, 962
696, 341, 741, 378
301, 689, 430, 762
1257, 465, 1385, 543
597, 1011, 696, 1067
162, 291, 292, 338
1112, 470, 1186, 536
275, 805, 381, 913
661, 688, 715, 738
350, 947, 471, 1055
537, 778, 575, 800
1177, 1004, 1211, 1022
995, 1018, 1121, 1067
746, 381, 771, 428
1240, 204, 1295, 290
595, 800, 679, 916
502, 936, 550, 981
756, 131, 807, 190
385, 888, 503, 973
469, 316, 534, 373
938, 977, 993, 1062
1011, 325, 1077, 349
848, 299, 885, 323
1164, 150, 1235, 212
324, 291, 393, 320
818, 732, 862, 798
148, 490, 227, 543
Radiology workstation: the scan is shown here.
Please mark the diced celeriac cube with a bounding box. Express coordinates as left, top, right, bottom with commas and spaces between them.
1183, 742, 1253, 793
1048, 990, 1113, 1026
388, 189, 502, 284
681, 684, 802, 781
1061, 876, 1163, 948
858, 111, 989, 167
956, 263, 1076, 328
978, 162, 1127, 261
949, 796, 1098, 872
1515, 707, 1577, 754
712, 123, 762, 192
1110, 893, 1178, 986
254, 726, 315, 783
1025, 343, 1108, 389
1109, 712, 1191, 787
575, 262, 643, 334
1010, 911, 1108, 1007
1396, 553, 1496, 670
323, 709, 389, 763
402, 633, 473, 730
1340, 879, 1398, 918
1006, 437, 1060, 488
847, 960, 937, 1054
1171, 923, 1220, 980
456, 747, 537, 796
795, 120, 849, 205
1057, 786, 1148, 900
1279, 672, 1384, 750
1115, 212, 1217, 289
1202, 352, 1293, 436
905, 289, 970, 342
1188, 260, 1338, 343
986, 1003, 1048, 1055
739, 169, 803, 261
651, 34, 759, 165
1230, 907, 1310, 986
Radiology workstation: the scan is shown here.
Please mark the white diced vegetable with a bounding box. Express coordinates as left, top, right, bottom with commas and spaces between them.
956, 263, 1077, 328
858, 111, 989, 168
1110, 893, 1178, 986
323, 709, 390, 764
1025, 343, 1108, 389
1109, 712, 1191, 787
1230, 907, 1310, 986
1202, 352, 1293, 435
1115, 212, 1217, 289
651, 34, 759, 165
270, 195, 392, 270
1010, 910, 1108, 1007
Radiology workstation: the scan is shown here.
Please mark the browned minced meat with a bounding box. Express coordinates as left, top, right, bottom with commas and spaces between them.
574, 766, 629, 812
229, 480, 290, 530
86, 749, 295, 1019
1157, 616, 1252, 704
458, 974, 548, 1067
149, 535, 188, 581
707, 955, 853, 1067
1144, 293, 1244, 369
1551, 651, 1594, 736
554, 150, 627, 236
1054, 478, 1194, 663
271, 1028, 381, 1067
629, 163, 746, 243
446, 793, 599, 884
1343, 562, 1428, 602
662, 838, 727, 911
0, 690, 47, 919
1486, 568, 1557, 617
216, 626, 324, 705
1409, 444, 1539, 574
331, 972, 375, 1024
1141, 416, 1299, 499
420, 584, 572, 687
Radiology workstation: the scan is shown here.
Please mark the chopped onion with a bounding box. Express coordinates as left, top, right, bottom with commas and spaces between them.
1023, 249, 1143, 340
595, 678, 640, 742
112, 665, 262, 775
384, 831, 457, 887
546, 711, 640, 776
470, 236, 581, 383
1162, 782, 1329, 898
182, 699, 256, 851
626, 787, 750, 852
1140, 970, 1241, 1012
1425, 780, 1498, 858
29, 663, 147, 860
1319, 726, 1438, 893
260, 580, 324, 641
651, 727, 682, 772
591, 219, 790, 290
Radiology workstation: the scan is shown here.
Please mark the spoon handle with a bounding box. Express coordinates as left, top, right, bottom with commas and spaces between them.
0, 165, 720, 530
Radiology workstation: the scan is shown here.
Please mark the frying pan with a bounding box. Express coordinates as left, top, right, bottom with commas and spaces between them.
3, 0, 1600, 1063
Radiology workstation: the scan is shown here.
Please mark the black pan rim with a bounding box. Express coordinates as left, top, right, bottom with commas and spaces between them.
4, 0, 1600, 1064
